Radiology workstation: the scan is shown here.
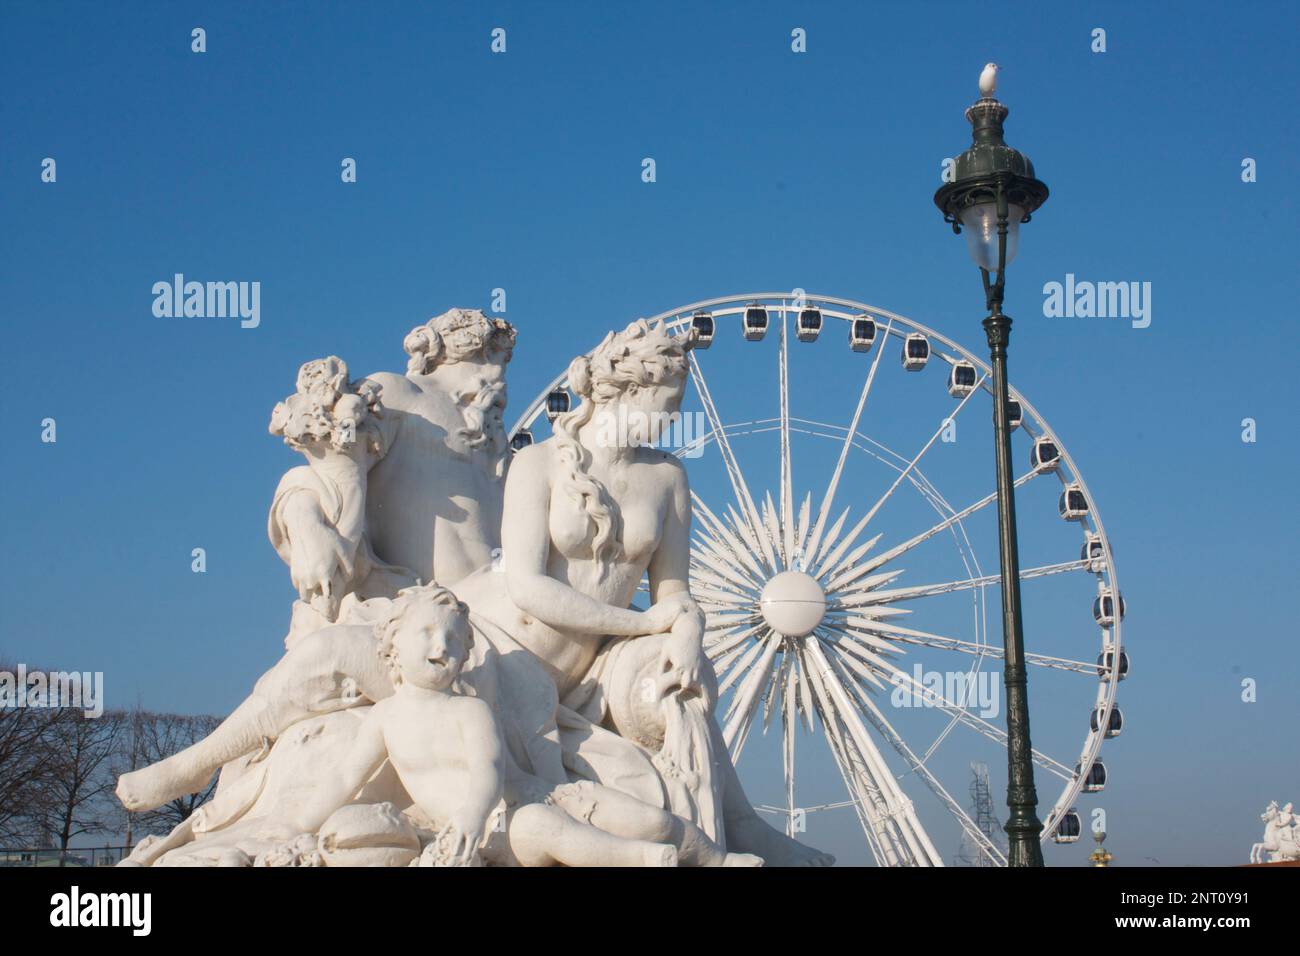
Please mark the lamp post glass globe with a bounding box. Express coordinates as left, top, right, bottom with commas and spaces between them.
961, 201, 1024, 271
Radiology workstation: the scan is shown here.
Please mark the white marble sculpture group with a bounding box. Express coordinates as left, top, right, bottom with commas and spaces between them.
115, 309, 834, 867
1250, 800, 1300, 864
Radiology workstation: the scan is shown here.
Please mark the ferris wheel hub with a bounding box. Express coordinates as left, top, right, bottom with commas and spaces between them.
759, 571, 827, 637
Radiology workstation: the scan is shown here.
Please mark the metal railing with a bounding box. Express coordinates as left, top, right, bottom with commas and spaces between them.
0, 845, 131, 867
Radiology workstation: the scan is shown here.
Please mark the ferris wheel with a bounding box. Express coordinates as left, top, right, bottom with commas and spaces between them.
509, 292, 1127, 867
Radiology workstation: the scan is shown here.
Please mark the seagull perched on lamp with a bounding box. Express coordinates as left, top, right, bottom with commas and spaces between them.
979, 62, 999, 98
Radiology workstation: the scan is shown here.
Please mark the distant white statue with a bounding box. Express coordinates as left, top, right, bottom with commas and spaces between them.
1251, 800, 1300, 863
116, 311, 832, 867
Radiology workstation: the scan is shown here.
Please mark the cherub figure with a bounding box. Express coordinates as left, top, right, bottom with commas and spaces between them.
294, 583, 760, 866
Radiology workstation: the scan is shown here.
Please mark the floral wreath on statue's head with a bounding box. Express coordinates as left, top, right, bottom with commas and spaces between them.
403, 308, 518, 376
269, 355, 385, 456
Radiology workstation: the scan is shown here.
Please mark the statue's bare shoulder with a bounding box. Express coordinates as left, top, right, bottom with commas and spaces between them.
362, 370, 418, 405
635, 447, 689, 499
509, 440, 553, 485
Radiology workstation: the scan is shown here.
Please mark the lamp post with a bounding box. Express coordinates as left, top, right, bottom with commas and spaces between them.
934, 65, 1049, 867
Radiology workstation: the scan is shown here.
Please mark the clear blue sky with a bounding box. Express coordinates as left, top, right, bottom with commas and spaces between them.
2, 1, 1296, 866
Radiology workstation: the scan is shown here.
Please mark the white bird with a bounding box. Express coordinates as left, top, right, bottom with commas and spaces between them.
979, 62, 999, 98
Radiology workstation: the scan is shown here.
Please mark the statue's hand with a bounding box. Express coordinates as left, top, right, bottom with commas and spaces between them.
657, 616, 706, 698
642, 592, 696, 634
288, 516, 351, 610
444, 810, 487, 865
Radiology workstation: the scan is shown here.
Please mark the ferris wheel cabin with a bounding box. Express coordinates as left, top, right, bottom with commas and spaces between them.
1076, 761, 1108, 794
690, 310, 714, 348
902, 333, 930, 370
509, 430, 533, 451
849, 315, 876, 352
1081, 532, 1106, 571
947, 360, 978, 398
1052, 809, 1082, 844
1030, 437, 1060, 471
545, 389, 571, 422
1097, 649, 1130, 681
1059, 482, 1089, 521
796, 305, 823, 342
1006, 397, 1023, 430
1092, 588, 1126, 626
743, 303, 769, 341
1091, 705, 1124, 738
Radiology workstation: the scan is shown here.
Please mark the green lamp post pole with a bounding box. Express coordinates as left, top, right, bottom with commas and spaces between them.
935, 67, 1049, 867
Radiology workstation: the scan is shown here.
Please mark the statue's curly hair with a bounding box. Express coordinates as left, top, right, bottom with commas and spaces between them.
403, 308, 517, 376
551, 320, 695, 573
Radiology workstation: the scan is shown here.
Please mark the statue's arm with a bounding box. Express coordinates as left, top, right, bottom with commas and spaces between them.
291, 708, 388, 833
273, 484, 352, 609
648, 462, 707, 690
502, 444, 660, 638
647, 459, 698, 606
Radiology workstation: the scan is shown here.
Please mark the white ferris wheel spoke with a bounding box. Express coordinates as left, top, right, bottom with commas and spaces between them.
795, 643, 897, 866
859, 559, 1087, 606
828, 469, 1038, 586
761, 491, 784, 566
791, 643, 816, 734
721, 633, 783, 759
688, 559, 757, 603
803, 638, 944, 865
823, 627, 903, 681
812, 505, 852, 568
726, 502, 780, 575
688, 553, 758, 599
804, 317, 895, 564
688, 353, 768, 554
781, 658, 798, 836
715, 629, 772, 695
867, 627, 1100, 677
687, 549, 758, 597
822, 547, 898, 595
822, 646, 1009, 866
813, 519, 882, 585
706, 627, 764, 679
840, 615, 1098, 676
764, 648, 791, 733
793, 491, 813, 566
869, 656, 1074, 781
807, 638, 944, 866
839, 372, 990, 554
778, 305, 795, 566
691, 494, 769, 584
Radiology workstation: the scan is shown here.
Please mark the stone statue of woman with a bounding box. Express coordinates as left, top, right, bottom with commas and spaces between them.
453, 319, 833, 865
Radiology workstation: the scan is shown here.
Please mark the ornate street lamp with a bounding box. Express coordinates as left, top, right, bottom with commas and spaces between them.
934, 64, 1049, 867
